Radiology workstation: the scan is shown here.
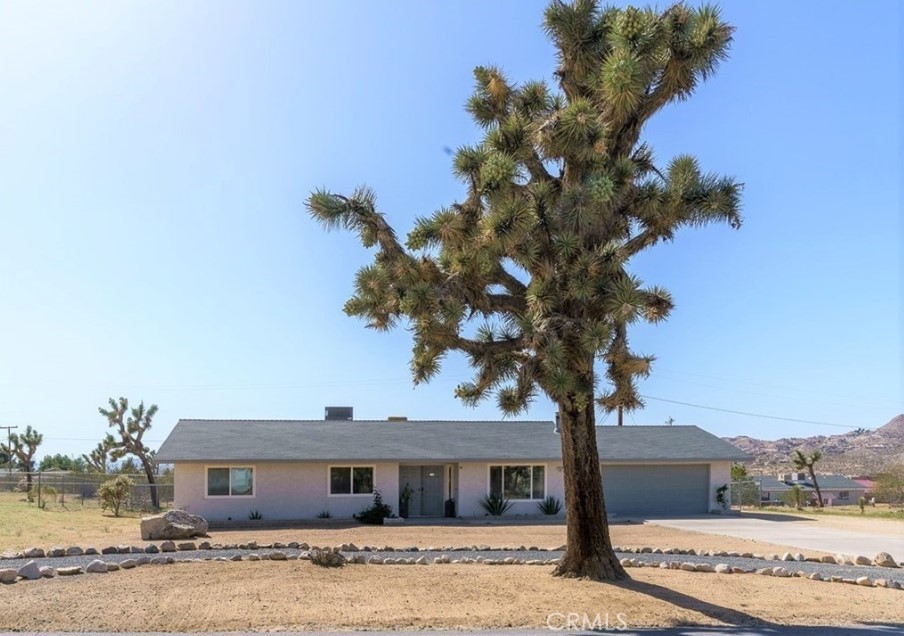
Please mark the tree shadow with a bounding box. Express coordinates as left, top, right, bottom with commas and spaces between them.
618, 578, 771, 627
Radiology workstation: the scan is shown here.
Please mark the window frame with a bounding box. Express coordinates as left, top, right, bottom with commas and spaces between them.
327, 465, 376, 497
204, 465, 256, 499
838, 491, 849, 500
487, 464, 547, 501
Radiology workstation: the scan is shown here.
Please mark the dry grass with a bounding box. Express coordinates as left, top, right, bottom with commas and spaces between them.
0, 492, 141, 551
1, 560, 902, 631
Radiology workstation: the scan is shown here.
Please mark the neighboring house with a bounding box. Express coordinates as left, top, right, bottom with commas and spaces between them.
769, 472, 868, 506
753, 475, 793, 503
155, 419, 750, 521
851, 475, 876, 497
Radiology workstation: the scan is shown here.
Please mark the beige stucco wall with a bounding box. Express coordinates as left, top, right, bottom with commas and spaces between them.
709, 460, 731, 512
174, 462, 399, 521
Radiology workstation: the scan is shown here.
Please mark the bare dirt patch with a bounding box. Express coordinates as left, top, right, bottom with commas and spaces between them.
1, 561, 901, 631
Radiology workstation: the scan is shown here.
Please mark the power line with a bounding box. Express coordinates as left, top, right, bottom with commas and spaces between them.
640, 395, 861, 429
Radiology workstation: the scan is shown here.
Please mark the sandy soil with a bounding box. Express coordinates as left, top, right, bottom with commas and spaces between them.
2, 519, 830, 559
1, 560, 901, 631
744, 511, 904, 538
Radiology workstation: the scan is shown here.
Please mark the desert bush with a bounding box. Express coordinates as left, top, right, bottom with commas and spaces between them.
248, 509, 263, 520
353, 490, 393, 525
316, 509, 332, 519
479, 492, 513, 516
97, 475, 133, 517
537, 495, 562, 515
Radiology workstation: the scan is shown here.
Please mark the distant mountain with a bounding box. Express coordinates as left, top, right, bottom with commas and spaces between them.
724, 414, 904, 476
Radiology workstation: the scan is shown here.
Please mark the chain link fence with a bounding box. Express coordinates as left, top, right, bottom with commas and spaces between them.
0, 470, 173, 511
730, 479, 763, 511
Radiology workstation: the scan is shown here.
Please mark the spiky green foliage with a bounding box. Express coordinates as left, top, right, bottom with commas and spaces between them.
9, 425, 43, 487
792, 449, 825, 508
308, 1, 741, 418
99, 397, 162, 509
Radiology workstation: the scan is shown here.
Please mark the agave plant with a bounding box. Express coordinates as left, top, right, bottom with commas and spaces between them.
479, 492, 514, 516
537, 496, 563, 515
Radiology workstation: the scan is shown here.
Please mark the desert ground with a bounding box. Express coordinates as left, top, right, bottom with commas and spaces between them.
2, 560, 903, 631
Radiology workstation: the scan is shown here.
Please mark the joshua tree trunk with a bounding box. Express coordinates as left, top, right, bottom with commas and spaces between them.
553, 400, 627, 581
807, 467, 824, 508
141, 458, 159, 509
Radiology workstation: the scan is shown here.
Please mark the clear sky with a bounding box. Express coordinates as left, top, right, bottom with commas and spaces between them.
0, 1, 901, 460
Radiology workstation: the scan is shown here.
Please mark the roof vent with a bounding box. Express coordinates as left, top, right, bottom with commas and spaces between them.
387, 416, 408, 421
325, 406, 353, 421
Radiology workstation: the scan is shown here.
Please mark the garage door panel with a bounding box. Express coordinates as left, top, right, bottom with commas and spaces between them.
601, 464, 709, 516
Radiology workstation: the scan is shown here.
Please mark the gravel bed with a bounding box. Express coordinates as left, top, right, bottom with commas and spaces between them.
2, 548, 903, 585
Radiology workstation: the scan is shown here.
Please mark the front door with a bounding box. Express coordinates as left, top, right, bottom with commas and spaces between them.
399, 465, 445, 517
420, 465, 444, 517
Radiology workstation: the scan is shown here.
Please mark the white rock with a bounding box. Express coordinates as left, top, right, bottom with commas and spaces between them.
17, 560, 41, 580
140, 510, 209, 541
856, 576, 873, 587
854, 555, 872, 566
85, 560, 108, 574
119, 559, 138, 569
23, 547, 45, 558
57, 566, 82, 576
39, 566, 55, 578
0, 568, 18, 583
714, 564, 731, 574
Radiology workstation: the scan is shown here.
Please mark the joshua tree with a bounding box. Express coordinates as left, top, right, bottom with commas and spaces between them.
307, 0, 740, 581
82, 435, 117, 474
99, 398, 161, 509
9, 425, 43, 489
792, 449, 824, 508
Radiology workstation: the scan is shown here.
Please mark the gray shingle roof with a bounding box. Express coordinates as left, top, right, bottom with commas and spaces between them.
811, 475, 867, 490
754, 476, 792, 492
155, 420, 750, 463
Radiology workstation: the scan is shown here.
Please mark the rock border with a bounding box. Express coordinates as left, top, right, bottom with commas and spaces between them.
1, 547, 902, 590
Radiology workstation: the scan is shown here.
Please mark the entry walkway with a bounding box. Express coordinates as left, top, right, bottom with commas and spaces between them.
648, 514, 904, 558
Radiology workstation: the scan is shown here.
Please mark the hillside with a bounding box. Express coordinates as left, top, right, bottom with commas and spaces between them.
724, 414, 904, 476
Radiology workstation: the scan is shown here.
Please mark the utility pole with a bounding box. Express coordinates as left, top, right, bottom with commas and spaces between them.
0, 425, 18, 476
617, 406, 623, 427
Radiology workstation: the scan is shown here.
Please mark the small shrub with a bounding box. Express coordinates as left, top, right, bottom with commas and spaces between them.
479, 492, 513, 516
316, 509, 332, 519
353, 490, 393, 525
537, 495, 562, 515
97, 475, 132, 517
248, 509, 263, 520
37, 485, 58, 510
310, 547, 346, 568
716, 484, 729, 510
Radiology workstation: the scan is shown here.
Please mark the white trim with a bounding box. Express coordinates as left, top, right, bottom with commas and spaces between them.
204, 465, 256, 499
486, 463, 548, 502
327, 464, 376, 497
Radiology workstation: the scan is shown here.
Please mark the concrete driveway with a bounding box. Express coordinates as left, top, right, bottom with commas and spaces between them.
647, 514, 904, 559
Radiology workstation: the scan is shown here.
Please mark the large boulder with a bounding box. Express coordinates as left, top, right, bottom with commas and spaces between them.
140, 510, 208, 541
873, 552, 899, 568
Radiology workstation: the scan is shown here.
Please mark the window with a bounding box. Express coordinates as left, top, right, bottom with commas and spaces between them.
330, 466, 374, 495
489, 465, 545, 500
206, 467, 254, 497
838, 491, 849, 500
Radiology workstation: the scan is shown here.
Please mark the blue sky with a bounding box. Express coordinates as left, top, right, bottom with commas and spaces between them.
0, 1, 901, 460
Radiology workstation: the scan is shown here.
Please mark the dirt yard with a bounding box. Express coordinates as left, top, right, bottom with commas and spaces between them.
1, 560, 902, 631
1, 517, 832, 558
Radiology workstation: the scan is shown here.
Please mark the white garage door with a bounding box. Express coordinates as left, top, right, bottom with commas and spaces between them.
601, 464, 710, 516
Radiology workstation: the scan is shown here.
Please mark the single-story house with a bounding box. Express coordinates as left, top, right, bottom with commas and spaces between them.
753, 475, 793, 503
154, 419, 750, 521
767, 472, 868, 506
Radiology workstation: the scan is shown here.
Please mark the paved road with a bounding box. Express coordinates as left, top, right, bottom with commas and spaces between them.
2, 628, 902, 635
647, 515, 904, 558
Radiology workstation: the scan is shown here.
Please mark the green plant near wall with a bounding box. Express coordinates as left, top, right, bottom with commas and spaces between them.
537, 496, 563, 515
248, 509, 263, 520
479, 492, 514, 516
317, 510, 332, 519
715, 484, 729, 510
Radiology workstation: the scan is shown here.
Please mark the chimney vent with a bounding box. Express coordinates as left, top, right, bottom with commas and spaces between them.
325, 406, 354, 421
